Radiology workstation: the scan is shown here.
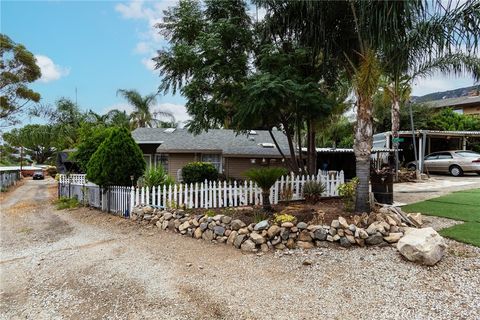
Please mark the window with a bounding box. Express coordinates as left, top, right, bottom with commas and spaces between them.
437, 152, 453, 160
155, 154, 169, 172
144, 155, 152, 168
201, 154, 222, 172
456, 151, 480, 158
424, 154, 438, 160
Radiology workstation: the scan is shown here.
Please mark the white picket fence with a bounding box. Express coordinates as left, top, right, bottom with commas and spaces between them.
58, 170, 344, 216
133, 170, 344, 209
59, 174, 86, 184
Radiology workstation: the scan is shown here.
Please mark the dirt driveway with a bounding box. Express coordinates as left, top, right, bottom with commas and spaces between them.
1, 179, 479, 320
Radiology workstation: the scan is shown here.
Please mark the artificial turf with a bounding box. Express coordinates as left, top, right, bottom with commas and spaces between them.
402, 188, 480, 247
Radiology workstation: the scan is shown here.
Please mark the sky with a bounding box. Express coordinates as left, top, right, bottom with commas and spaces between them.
1, 0, 479, 128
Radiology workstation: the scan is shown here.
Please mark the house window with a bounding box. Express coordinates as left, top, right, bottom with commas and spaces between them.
144, 155, 152, 168
201, 154, 222, 172
155, 154, 169, 172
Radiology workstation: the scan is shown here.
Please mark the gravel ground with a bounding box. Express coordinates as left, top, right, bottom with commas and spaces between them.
1, 179, 479, 320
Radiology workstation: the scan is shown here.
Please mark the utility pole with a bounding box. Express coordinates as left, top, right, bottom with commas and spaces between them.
75, 87, 78, 106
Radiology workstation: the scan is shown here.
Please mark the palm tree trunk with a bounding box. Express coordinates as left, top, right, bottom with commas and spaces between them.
391, 95, 401, 180
354, 94, 373, 213
262, 191, 272, 212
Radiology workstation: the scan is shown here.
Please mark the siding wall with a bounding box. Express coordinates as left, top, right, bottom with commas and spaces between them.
224, 157, 287, 180
462, 105, 480, 115
168, 153, 196, 181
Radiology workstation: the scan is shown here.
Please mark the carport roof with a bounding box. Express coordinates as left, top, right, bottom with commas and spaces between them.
384, 130, 480, 137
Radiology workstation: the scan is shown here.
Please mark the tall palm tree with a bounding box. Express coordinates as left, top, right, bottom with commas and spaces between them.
116, 89, 176, 129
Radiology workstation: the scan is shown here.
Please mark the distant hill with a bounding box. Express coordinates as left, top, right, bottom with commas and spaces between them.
412, 85, 480, 103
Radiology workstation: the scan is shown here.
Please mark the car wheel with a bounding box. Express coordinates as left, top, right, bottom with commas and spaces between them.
407, 164, 416, 171
449, 165, 463, 177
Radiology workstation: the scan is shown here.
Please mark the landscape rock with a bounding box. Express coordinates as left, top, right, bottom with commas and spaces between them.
313, 228, 328, 241
226, 231, 238, 245
230, 219, 246, 230
297, 241, 314, 249
241, 240, 256, 252
331, 220, 340, 228
281, 222, 294, 228
202, 230, 214, 242
254, 220, 269, 231
338, 216, 349, 228
250, 232, 266, 245
297, 222, 308, 229
365, 233, 384, 245
163, 212, 173, 220
383, 232, 403, 243
221, 216, 232, 224
213, 226, 225, 236
339, 237, 351, 247
298, 230, 312, 242
234, 234, 246, 248
397, 227, 446, 266
267, 225, 281, 238
194, 227, 203, 239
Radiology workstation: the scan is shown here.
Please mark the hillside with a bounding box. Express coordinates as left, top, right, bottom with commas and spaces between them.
412, 85, 480, 103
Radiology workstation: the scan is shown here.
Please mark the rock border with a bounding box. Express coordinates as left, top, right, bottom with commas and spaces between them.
131, 206, 410, 252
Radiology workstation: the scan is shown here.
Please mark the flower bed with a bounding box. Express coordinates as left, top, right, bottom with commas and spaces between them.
131, 205, 412, 252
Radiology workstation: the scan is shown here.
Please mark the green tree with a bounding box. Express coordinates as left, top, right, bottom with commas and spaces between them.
116, 89, 175, 129
244, 167, 287, 212
86, 127, 145, 187
428, 108, 480, 131
3, 124, 56, 164
71, 126, 113, 172
0, 34, 41, 126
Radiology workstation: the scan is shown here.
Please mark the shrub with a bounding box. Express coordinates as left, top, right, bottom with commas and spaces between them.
86, 128, 145, 187
141, 166, 175, 187
72, 126, 113, 173
55, 197, 79, 210
205, 209, 216, 217
244, 167, 287, 212
182, 162, 218, 184
302, 181, 326, 204
46, 166, 57, 178
273, 213, 296, 224
338, 177, 359, 212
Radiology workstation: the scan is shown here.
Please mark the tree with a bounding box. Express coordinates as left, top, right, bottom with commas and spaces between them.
428, 108, 480, 131
71, 126, 113, 172
86, 127, 145, 187
116, 89, 175, 129
244, 167, 287, 212
3, 124, 57, 164
0, 34, 41, 126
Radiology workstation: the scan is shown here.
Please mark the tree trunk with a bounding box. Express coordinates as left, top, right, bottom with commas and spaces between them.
262, 191, 272, 212
307, 119, 317, 175
391, 96, 401, 180
354, 94, 373, 213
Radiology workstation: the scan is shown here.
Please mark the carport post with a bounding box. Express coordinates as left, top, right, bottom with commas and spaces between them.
408, 103, 420, 179
462, 137, 467, 150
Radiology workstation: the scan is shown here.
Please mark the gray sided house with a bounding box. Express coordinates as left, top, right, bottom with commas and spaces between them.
132, 128, 291, 181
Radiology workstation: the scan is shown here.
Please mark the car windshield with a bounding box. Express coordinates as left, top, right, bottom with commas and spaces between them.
34, 171, 43, 174
455, 151, 480, 158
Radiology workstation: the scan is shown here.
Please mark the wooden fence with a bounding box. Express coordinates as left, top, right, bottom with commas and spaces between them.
58, 170, 344, 217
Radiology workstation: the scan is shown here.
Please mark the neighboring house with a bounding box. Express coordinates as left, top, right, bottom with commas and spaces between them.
425, 94, 480, 115
132, 128, 291, 181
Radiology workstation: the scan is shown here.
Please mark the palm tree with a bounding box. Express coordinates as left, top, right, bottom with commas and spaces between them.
245, 167, 287, 212
116, 89, 176, 129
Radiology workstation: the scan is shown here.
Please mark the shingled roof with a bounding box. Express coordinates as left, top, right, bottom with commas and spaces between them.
131, 128, 291, 157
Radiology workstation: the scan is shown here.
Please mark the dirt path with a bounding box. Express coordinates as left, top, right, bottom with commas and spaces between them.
1, 179, 479, 320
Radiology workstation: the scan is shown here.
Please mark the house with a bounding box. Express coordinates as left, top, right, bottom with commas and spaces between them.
425, 94, 480, 115
131, 128, 291, 181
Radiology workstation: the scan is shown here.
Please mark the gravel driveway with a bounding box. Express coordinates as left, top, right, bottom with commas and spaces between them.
1, 179, 479, 320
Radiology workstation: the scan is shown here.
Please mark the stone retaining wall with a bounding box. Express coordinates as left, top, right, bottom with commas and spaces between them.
131, 206, 408, 252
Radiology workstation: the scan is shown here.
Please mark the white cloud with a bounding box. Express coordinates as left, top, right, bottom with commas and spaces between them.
116, 0, 175, 72
34, 55, 70, 83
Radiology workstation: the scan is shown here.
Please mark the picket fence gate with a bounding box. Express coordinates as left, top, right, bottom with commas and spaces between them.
58, 170, 344, 217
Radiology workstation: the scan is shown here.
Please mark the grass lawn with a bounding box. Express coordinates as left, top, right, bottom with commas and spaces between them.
403, 189, 480, 247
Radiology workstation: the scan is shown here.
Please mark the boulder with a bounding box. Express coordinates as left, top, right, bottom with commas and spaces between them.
356, 228, 369, 239
313, 228, 328, 241
214, 226, 225, 236
234, 234, 246, 248
212, 215, 223, 221
383, 232, 403, 243
199, 222, 208, 231
250, 232, 266, 245
221, 216, 232, 224
163, 212, 173, 220
339, 237, 351, 248
238, 227, 249, 235
202, 230, 214, 242
298, 230, 313, 242
267, 225, 281, 238
338, 216, 349, 228
194, 227, 203, 239
346, 235, 356, 244
241, 240, 257, 252
179, 221, 190, 231
281, 222, 294, 228
297, 222, 308, 229
230, 219, 246, 230
365, 233, 384, 245
286, 238, 296, 249
331, 220, 340, 228
397, 227, 446, 266
280, 228, 290, 240
227, 231, 238, 245
254, 220, 269, 231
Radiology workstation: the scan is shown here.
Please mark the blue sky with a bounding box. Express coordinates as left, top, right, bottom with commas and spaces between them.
2, 0, 478, 127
